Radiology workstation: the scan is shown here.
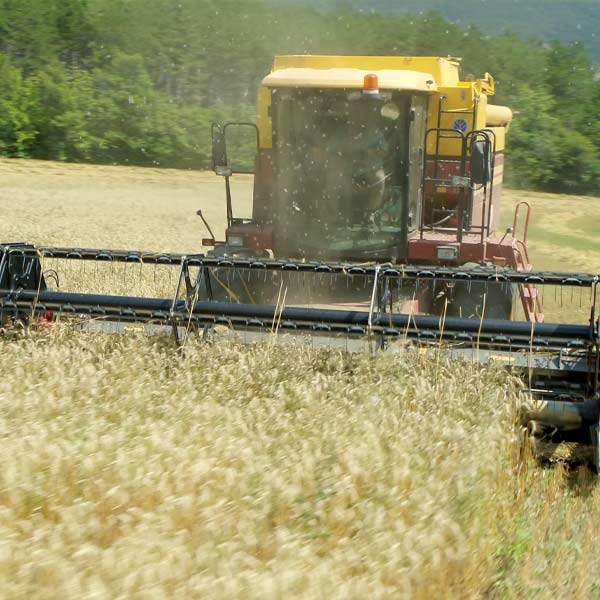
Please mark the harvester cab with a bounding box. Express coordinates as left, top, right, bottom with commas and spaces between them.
207, 57, 509, 267
0, 55, 599, 468
203, 56, 522, 317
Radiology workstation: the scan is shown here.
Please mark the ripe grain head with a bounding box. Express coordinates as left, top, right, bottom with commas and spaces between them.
0, 328, 526, 599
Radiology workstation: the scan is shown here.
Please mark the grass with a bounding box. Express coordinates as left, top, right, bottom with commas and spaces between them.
0, 159, 599, 598
501, 189, 600, 273
500, 190, 600, 323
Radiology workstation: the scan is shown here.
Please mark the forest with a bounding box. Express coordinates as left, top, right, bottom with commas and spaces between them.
278, 0, 600, 63
0, 0, 599, 195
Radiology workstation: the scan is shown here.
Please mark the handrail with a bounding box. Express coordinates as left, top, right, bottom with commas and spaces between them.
512, 201, 531, 245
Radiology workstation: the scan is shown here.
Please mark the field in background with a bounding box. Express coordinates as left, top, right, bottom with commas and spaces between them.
0, 159, 253, 252
501, 190, 600, 274
2, 158, 598, 273
1, 159, 600, 598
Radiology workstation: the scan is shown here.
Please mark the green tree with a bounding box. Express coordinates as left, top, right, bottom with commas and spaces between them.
0, 55, 36, 156
0, 0, 598, 193
545, 42, 596, 130
507, 84, 600, 194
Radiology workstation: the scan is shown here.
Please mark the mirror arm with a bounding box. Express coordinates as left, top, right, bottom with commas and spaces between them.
196, 209, 216, 243
225, 176, 233, 229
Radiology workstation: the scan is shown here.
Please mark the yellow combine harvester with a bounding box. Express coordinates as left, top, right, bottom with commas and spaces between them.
1, 56, 599, 466
204, 56, 534, 320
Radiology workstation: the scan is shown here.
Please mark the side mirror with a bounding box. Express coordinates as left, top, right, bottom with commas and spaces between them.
211, 124, 231, 177
470, 139, 492, 186
211, 122, 260, 177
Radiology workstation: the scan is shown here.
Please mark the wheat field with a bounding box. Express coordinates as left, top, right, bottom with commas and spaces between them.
0, 159, 600, 599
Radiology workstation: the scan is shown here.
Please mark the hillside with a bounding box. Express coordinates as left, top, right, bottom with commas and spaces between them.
276, 0, 600, 62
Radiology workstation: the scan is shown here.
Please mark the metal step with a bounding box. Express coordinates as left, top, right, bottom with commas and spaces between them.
524, 308, 545, 323
522, 286, 538, 300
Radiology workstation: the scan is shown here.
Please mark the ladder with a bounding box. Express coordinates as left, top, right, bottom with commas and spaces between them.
513, 201, 544, 322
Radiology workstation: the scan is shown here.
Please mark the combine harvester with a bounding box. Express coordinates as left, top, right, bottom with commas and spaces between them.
1, 56, 598, 465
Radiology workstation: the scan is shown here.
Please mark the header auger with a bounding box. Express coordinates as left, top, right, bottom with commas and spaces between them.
3, 55, 600, 467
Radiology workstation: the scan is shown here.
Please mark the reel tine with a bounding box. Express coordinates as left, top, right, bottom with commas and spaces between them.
560, 284, 563, 308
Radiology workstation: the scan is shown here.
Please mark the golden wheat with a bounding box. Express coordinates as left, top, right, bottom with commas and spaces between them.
0, 331, 520, 599
0, 160, 598, 599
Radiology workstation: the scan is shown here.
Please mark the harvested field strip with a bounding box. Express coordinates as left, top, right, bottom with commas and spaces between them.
501, 190, 600, 272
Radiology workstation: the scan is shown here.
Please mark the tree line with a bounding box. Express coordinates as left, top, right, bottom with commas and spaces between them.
0, 0, 599, 194
276, 0, 600, 64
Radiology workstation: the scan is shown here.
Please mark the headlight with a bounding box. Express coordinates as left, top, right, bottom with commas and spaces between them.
436, 246, 458, 261
226, 235, 244, 247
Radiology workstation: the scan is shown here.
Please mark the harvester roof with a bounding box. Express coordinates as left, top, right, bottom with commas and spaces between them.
262, 67, 437, 93
267, 56, 496, 96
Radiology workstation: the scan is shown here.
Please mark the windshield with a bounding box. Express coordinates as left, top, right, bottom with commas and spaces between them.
272, 89, 410, 259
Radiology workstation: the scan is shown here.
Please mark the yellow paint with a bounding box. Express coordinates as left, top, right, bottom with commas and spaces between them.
262, 68, 437, 93
256, 55, 509, 158
124, 325, 145, 333
271, 56, 461, 85
256, 86, 272, 150
486, 126, 506, 152
488, 355, 515, 363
